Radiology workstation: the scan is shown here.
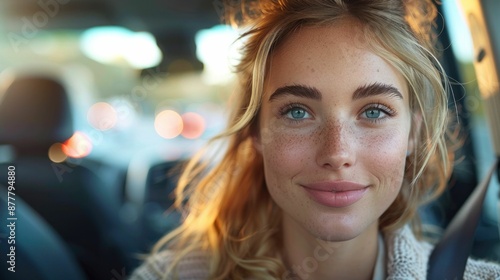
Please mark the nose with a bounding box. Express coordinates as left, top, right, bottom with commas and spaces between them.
316, 121, 356, 170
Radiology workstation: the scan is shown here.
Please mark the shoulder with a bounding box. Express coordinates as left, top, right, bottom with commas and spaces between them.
384, 225, 500, 279
464, 257, 500, 279
129, 250, 209, 280
384, 225, 432, 279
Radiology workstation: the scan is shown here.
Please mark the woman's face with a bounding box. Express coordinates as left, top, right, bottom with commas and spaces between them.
254, 19, 414, 241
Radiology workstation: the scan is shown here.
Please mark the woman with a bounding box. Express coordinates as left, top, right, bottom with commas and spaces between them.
131, 0, 500, 279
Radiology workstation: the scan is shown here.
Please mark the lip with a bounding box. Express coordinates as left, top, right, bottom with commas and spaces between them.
302, 181, 369, 208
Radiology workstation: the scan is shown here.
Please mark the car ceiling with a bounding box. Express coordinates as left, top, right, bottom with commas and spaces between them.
1, 0, 220, 33
0, 0, 223, 72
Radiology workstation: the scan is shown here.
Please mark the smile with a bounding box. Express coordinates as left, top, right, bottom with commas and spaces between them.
302, 181, 369, 208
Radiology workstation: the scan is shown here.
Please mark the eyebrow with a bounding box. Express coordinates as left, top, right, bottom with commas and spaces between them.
269, 85, 322, 101
352, 82, 403, 100
268, 82, 403, 101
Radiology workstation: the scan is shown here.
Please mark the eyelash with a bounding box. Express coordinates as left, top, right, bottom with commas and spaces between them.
278, 102, 397, 123
279, 103, 311, 123
360, 103, 397, 123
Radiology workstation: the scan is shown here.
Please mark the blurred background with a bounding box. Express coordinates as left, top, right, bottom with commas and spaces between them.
0, 0, 498, 279
0, 0, 244, 165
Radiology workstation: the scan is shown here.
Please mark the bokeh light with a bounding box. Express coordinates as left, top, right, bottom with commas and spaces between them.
155, 110, 183, 139
80, 26, 163, 69
87, 102, 118, 131
195, 25, 242, 84
48, 143, 68, 163
181, 112, 206, 139
62, 131, 93, 158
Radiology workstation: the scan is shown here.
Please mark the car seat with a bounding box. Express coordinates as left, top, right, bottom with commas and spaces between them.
0, 74, 137, 279
0, 185, 87, 280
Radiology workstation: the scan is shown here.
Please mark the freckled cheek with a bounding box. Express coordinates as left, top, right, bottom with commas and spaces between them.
358, 130, 408, 189
261, 128, 314, 178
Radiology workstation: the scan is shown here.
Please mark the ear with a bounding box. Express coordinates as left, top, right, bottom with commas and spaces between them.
407, 112, 422, 155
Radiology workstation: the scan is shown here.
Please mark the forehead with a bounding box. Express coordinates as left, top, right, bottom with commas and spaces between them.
264, 18, 408, 100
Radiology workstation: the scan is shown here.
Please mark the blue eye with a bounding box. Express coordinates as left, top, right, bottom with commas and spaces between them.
290, 108, 306, 118
361, 104, 395, 122
287, 107, 309, 119
364, 109, 382, 119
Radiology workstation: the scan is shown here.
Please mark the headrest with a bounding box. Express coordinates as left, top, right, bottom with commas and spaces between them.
0, 75, 74, 151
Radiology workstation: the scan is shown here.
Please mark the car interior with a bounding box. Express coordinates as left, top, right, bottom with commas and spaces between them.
0, 0, 498, 279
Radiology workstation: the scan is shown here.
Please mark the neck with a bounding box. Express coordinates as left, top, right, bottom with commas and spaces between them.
281, 216, 379, 280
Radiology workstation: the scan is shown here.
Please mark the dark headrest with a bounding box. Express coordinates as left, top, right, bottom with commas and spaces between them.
0, 75, 74, 150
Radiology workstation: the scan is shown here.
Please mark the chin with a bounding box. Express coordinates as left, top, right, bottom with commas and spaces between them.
304, 220, 366, 242
316, 227, 364, 242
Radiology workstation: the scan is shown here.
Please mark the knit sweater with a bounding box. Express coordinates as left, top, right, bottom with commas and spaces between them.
129, 226, 500, 279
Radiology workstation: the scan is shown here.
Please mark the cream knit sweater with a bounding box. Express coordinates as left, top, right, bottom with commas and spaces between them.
130, 226, 500, 279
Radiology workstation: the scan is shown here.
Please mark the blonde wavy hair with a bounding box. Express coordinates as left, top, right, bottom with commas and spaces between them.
152, 0, 453, 278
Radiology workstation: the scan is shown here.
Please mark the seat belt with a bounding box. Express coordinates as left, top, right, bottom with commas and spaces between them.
427, 159, 498, 279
